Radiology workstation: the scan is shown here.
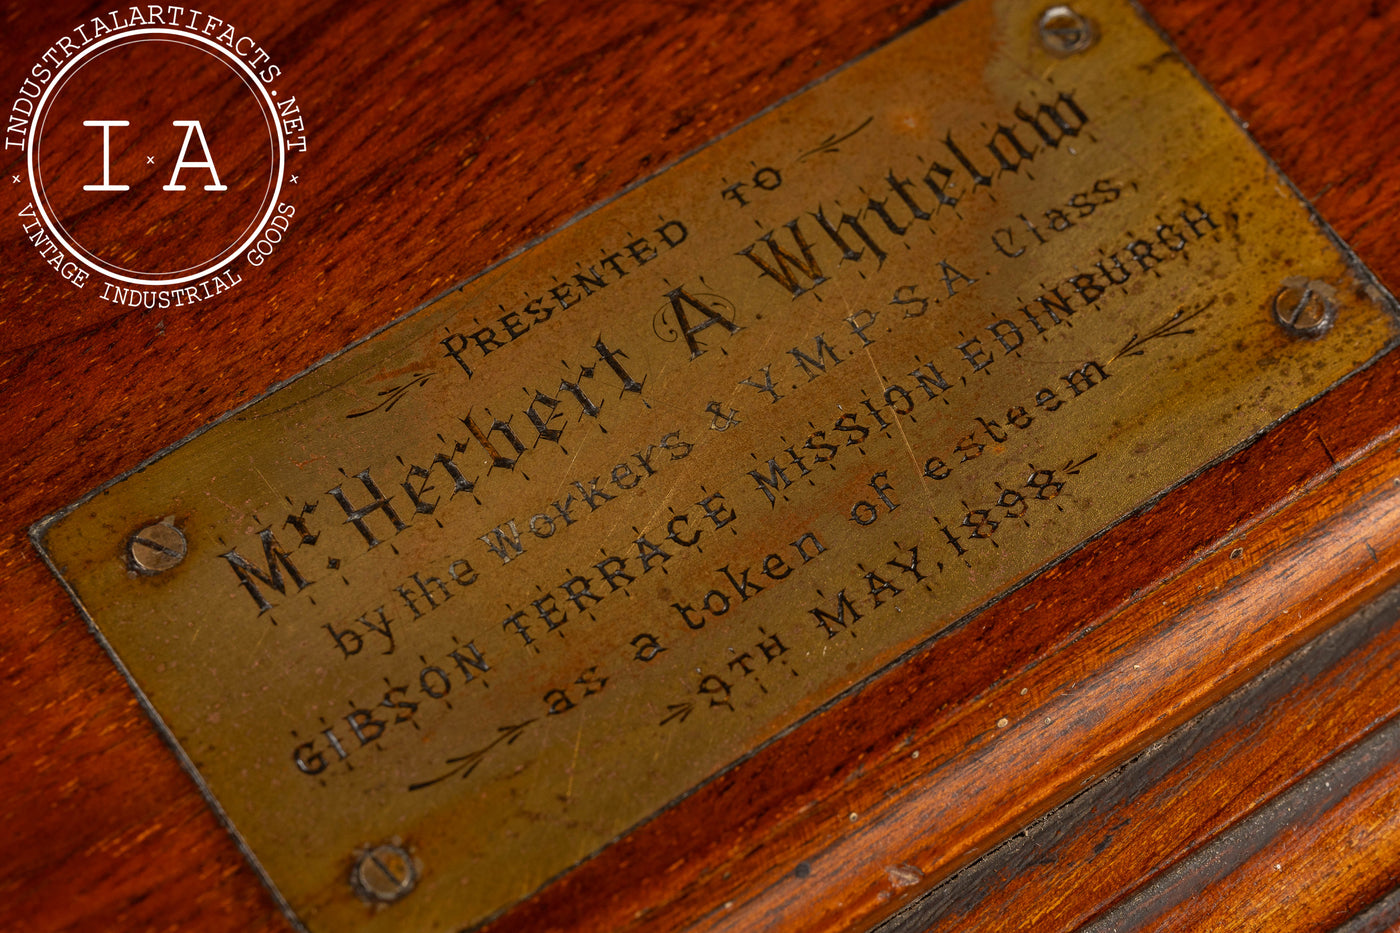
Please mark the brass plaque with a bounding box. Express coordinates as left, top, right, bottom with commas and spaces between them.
33, 0, 1398, 929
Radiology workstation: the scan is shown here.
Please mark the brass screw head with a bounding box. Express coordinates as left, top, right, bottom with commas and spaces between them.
352, 843, 417, 904
1039, 5, 1095, 55
128, 518, 186, 574
1272, 279, 1337, 338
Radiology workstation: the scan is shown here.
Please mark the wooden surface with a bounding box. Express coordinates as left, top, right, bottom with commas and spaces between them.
884, 545, 1400, 931
4, 0, 1400, 931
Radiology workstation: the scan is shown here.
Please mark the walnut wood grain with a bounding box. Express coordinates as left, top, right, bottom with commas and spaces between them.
3, 1, 1400, 932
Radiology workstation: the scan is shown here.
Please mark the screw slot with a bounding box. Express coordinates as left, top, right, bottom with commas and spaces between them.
351, 843, 417, 904
128, 518, 186, 574
1038, 5, 1095, 55
1272, 279, 1337, 338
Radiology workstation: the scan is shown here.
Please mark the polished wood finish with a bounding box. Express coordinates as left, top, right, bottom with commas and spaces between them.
492, 339, 1400, 933
885, 568, 1400, 931
3, 0, 1400, 931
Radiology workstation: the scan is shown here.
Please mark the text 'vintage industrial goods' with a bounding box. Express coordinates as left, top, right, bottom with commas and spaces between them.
33, 0, 1399, 929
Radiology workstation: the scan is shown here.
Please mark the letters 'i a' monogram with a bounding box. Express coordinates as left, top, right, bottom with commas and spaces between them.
81, 119, 228, 192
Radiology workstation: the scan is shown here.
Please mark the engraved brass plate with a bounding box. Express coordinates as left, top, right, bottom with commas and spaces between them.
33, 0, 1399, 929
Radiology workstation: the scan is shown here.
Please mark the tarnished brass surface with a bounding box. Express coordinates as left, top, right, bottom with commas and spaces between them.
33, 0, 1398, 929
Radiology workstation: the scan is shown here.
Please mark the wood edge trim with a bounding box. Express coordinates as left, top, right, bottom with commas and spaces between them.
701, 418, 1400, 930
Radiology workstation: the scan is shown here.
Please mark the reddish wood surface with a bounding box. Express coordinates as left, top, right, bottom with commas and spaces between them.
3, 1, 1400, 932
884, 564, 1400, 931
491, 351, 1400, 933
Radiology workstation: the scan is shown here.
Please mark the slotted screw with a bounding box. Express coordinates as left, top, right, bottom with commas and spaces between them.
351, 843, 417, 904
128, 518, 186, 574
1272, 280, 1337, 338
1039, 6, 1095, 55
